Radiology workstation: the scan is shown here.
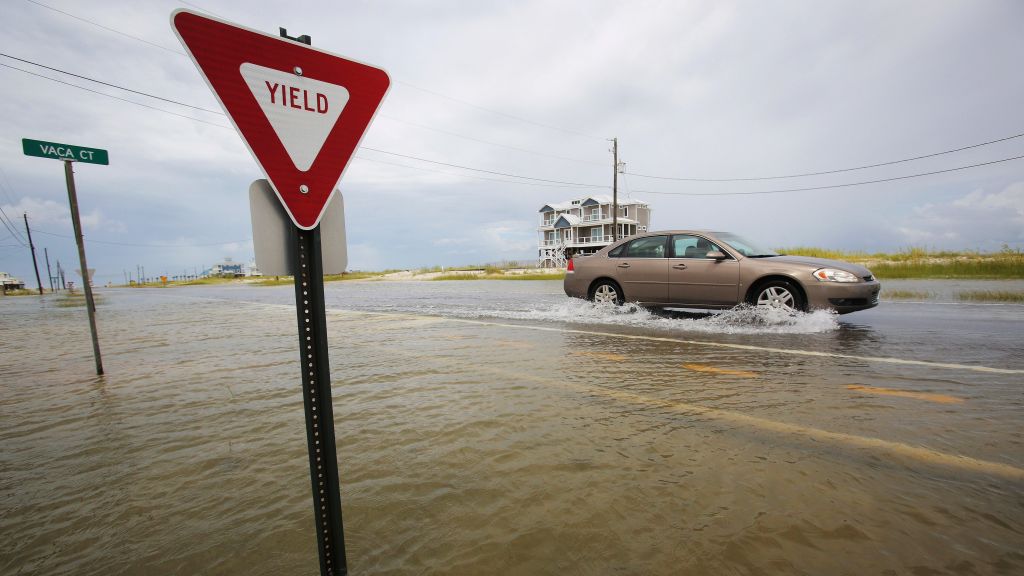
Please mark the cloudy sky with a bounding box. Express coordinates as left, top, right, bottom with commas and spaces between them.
1, 0, 1022, 284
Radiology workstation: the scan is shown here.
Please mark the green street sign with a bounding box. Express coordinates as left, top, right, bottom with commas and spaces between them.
22, 138, 109, 165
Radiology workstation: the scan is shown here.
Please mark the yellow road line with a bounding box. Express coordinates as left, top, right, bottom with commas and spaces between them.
576, 350, 627, 362
588, 385, 1022, 481
683, 363, 759, 378
846, 384, 964, 404
191, 299, 1024, 480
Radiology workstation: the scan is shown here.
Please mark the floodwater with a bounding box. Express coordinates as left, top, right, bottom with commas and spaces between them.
2, 280, 1022, 575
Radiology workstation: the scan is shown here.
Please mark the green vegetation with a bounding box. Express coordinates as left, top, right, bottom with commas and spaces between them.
0, 288, 38, 296
429, 270, 565, 281
54, 292, 105, 307
324, 271, 400, 282
957, 290, 1024, 303
881, 289, 934, 300
431, 273, 483, 281
778, 245, 1024, 280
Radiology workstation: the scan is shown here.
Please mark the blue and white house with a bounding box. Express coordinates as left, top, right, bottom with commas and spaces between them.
538, 195, 651, 267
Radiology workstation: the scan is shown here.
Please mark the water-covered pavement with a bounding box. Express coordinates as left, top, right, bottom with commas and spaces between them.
2, 280, 1022, 575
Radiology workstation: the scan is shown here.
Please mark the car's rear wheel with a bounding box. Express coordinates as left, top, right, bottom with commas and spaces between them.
590, 280, 624, 305
750, 280, 806, 312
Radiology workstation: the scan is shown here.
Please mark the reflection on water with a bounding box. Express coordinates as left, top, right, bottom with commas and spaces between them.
1, 284, 1022, 575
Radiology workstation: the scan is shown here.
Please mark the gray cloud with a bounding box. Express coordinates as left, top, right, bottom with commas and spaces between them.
1, 0, 1022, 281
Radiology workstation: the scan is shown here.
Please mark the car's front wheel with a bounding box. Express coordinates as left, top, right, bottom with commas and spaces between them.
590, 280, 624, 305
750, 280, 806, 312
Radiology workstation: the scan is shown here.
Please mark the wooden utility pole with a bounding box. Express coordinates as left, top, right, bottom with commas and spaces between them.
23, 213, 43, 295
612, 138, 619, 241
44, 247, 54, 292
64, 160, 103, 375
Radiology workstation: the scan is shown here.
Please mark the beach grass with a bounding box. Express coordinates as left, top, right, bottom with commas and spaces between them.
778, 246, 1023, 279
54, 292, 105, 307
1, 288, 38, 296
429, 271, 565, 281
956, 290, 1024, 303
881, 289, 934, 300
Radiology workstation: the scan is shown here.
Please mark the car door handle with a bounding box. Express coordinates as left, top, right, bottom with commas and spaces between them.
672, 263, 687, 270
617, 263, 630, 268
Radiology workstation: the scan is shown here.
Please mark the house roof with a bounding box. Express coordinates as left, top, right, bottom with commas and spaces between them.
540, 196, 647, 212
553, 214, 581, 228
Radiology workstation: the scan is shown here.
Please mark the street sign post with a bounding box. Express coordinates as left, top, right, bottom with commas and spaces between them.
21, 138, 105, 376
172, 10, 389, 575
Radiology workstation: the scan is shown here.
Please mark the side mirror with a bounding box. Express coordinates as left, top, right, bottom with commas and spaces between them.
706, 251, 727, 260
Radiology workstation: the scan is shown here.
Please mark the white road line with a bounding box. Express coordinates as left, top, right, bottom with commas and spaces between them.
159, 295, 1024, 375
431, 317, 1024, 375
163, 294, 1024, 479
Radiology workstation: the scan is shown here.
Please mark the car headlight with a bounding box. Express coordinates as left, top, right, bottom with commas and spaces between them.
812, 268, 860, 283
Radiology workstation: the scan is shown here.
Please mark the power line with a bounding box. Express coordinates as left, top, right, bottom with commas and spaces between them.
24, 0, 186, 55
5, 39, 1020, 197
626, 132, 1024, 182
1, 61, 605, 187
0, 211, 27, 247
2, 53, 604, 167
0, 53, 223, 114
375, 113, 605, 166
360, 147, 606, 188
25, 0, 602, 142
29, 227, 251, 248
0, 63, 232, 128
632, 154, 1024, 197
0, 167, 28, 245
353, 155, 604, 188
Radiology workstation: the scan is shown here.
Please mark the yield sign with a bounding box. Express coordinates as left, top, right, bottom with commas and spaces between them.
171, 9, 390, 229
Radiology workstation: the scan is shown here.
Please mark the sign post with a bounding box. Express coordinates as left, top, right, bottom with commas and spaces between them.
173, 10, 389, 575
22, 138, 106, 376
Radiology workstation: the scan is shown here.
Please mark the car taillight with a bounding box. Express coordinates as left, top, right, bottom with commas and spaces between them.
567, 258, 575, 272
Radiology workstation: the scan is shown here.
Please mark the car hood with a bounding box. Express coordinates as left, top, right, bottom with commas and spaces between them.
755, 255, 874, 276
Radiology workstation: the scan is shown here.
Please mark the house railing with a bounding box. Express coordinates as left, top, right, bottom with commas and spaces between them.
541, 234, 619, 247
576, 235, 613, 244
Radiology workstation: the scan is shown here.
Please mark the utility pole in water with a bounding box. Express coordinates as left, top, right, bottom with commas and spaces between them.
44, 247, 54, 292
23, 213, 43, 295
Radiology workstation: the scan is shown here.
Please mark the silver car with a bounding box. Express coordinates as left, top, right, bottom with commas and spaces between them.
564, 231, 880, 314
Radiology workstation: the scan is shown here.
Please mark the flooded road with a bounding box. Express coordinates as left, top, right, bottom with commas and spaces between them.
2, 280, 1022, 575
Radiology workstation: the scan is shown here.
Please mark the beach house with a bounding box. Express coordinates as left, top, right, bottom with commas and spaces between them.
538, 195, 651, 267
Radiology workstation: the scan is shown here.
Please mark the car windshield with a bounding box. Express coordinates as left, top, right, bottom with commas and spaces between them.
714, 232, 779, 258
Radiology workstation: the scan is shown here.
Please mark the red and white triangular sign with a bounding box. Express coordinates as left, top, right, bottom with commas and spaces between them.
171, 9, 390, 229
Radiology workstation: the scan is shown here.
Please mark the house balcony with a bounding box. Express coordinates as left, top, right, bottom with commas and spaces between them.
539, 235, 616, 248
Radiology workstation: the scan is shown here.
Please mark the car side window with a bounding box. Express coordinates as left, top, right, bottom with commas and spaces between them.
608, 244, 626, 257
625, 236, 668, 258
671, 235, 731, 259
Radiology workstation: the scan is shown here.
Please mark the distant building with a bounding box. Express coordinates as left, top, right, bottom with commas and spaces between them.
210, 258, 245, 277
245, 259, 262, 277
0, 272, 26, 292
538, 195, 651, 267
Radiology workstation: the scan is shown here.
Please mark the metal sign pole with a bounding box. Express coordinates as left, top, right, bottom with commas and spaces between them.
293, 225, 347, 575
274, 28, 348, 574
64, 160, 103, 376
